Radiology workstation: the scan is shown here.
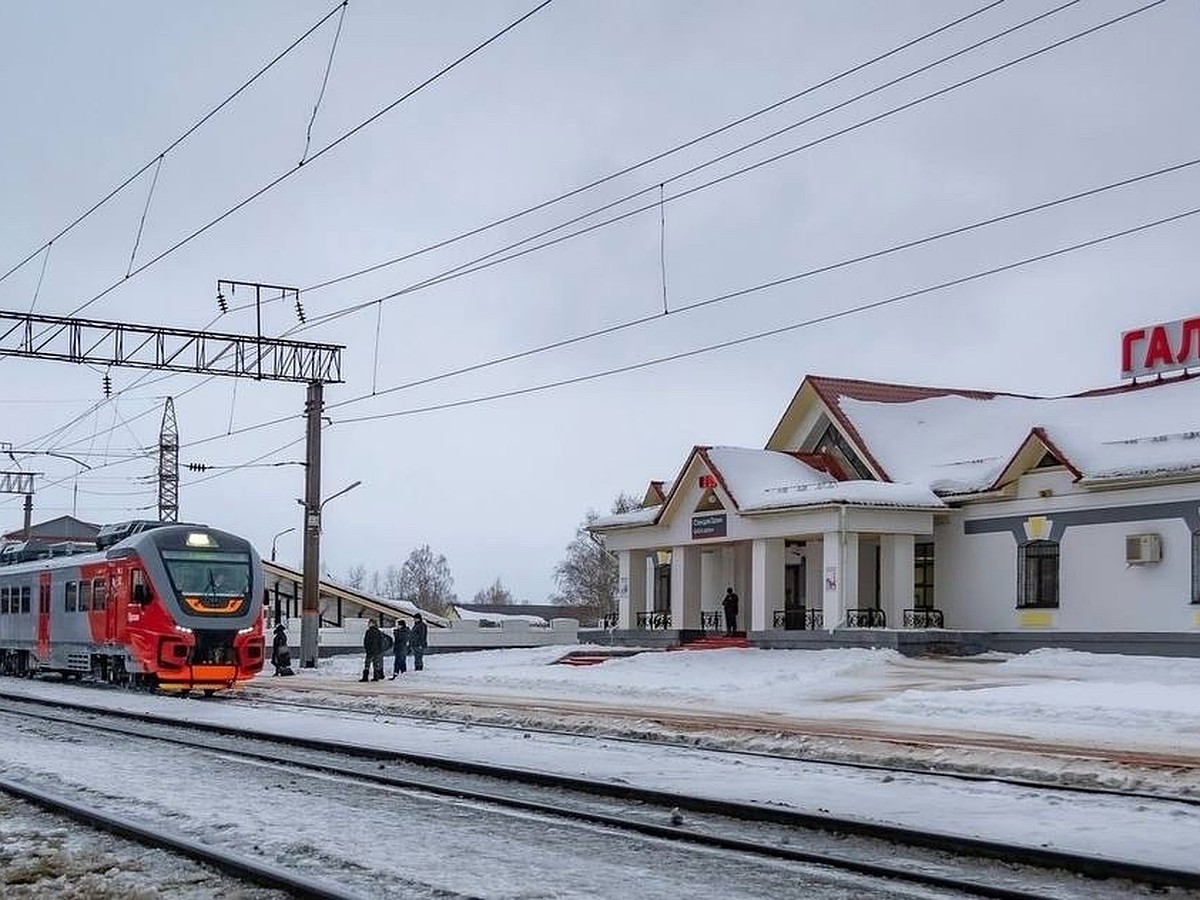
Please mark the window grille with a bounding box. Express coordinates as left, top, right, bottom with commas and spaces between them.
1017, 540, 1060, 608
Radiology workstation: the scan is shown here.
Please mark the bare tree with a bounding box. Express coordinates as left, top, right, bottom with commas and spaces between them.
399, 544, 456, 614
345, 564, 367, 590
552, 492, 640, 621
472, 577, 513, 605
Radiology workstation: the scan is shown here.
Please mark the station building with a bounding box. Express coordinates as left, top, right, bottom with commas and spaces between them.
590, 362, 1200, 656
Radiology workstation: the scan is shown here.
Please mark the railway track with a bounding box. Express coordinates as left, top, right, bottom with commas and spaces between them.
4, 691, 1198, 899
0, 773, 361, 900
233, 690, 1200, 807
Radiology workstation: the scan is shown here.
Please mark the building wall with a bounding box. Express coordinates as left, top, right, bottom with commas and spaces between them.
938, 473, 1200, 633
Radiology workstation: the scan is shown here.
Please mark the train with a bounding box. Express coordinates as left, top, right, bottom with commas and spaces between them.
0, 521, 265, 694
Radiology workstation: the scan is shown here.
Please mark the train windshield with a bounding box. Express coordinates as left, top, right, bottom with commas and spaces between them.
161, 550, 252, 597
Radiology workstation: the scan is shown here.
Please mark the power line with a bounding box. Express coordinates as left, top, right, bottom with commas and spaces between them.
53, 0, 557, 325
289, 0, 1160, 335
0, 0, 350, 289
295, 0, 1014, 297
327, 204, 1200, 425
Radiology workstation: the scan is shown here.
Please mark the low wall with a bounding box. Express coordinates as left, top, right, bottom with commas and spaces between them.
313, 617, 581, 657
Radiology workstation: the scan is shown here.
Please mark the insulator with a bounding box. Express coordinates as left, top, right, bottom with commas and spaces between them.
295, 297, 306, 324
102, 373, 112, 397
217, 291, 228, 314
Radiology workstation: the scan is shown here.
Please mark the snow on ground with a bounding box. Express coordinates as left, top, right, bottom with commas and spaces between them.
5, 646, 1200, 877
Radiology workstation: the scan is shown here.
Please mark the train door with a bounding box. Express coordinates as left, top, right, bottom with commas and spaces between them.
36, 573, 51, 661
105, 570, 119, 644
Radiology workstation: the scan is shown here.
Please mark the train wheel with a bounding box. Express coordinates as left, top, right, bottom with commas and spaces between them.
203, 689, 216, 697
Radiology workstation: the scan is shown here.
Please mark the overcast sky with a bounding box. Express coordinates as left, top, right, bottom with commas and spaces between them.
1, 0, 1198, 602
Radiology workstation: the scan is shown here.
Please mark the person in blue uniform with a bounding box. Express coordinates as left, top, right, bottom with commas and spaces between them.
390, 620, 409, 679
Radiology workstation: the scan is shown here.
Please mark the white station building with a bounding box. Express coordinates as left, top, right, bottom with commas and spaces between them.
592, 323, 1200, 655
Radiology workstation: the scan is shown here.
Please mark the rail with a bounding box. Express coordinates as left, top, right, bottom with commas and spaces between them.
903, 607, 945, 628
636, 610, 672, 630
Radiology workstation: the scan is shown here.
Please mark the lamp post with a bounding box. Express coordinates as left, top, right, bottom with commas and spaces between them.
298, 478, 363, 667
270, 527, 296, 562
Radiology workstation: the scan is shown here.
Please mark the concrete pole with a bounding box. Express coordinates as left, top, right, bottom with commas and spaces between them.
23, 494, 32, 540
300, 381, 323, 668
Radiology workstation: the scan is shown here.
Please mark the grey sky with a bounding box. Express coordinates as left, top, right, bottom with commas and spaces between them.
1, 0, 1198, 602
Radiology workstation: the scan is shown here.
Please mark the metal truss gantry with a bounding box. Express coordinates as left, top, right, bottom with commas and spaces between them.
0, 310, 343, 383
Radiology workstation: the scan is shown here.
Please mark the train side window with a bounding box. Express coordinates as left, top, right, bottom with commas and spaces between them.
93, 578, 107, 610
1, 587, 8, 615
78, 580, 91, 613
65, 582, 77, 612
21, 585, 31, 614
132, 570, 149, 605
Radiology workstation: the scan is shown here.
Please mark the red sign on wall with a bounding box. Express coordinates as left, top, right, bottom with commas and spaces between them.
698, 474, 717, 489
1122, 315, 1200, 379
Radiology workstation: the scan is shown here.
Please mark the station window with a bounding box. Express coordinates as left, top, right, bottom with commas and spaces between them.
21, 585, 31, 614
1192, 532, 1199, 605
78, 580, 91, 613
65, 582, 77, 612
93, 579, 107, 611
1017, 540, 1060, 608
913, 542, 935, 608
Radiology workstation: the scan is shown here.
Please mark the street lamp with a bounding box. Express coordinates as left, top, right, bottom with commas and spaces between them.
295, 479, 363, 527
270, 527, 296, 562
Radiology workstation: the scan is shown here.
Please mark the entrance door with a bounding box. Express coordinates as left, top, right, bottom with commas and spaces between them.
784, 559, 806, 629
36, 574, 51, 661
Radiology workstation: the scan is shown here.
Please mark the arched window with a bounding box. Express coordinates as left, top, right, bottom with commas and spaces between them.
1018, 540, 1059, 608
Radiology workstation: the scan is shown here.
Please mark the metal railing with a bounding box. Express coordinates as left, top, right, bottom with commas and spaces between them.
700, 610, 723, 631
772, 607, 824, 630
845, 608, 886, 628
636, 610, 672, 630
902, 608, 945, 628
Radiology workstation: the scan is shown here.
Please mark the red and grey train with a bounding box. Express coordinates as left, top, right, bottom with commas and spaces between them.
0, 522, 265, 693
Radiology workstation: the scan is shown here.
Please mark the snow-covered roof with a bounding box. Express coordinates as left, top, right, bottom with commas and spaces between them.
836, 374, 1200, 492
452, 605, 548, 625
592, 505, 660, 529
704, 447, 943, 511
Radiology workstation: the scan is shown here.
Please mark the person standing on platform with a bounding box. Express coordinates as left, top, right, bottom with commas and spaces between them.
390, 620, 409, 679
721, 587, 740, 635
361, 619, 385, 682
270, 624, 293, 676
410, 613, 428, 671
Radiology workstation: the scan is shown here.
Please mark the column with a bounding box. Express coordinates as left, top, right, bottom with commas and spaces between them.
822, 529, 860, 629
751, 538, 784, 633
670, 545, 702, 630
879, 534, 915, 629
617, 550, 647, 630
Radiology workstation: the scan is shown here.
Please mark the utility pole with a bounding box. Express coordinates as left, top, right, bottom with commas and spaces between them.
158, 397, 179, 522
0, 471, 39, 538
300, 381, 323, 668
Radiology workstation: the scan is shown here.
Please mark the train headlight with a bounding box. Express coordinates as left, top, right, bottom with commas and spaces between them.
237, 626, 255, 635
174, 625, 193, 634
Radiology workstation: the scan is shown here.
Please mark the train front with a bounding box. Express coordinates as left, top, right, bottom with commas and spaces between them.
125, 525, 265, 692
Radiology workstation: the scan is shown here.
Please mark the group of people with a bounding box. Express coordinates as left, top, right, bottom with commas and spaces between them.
360, 614, 427, 682
268, 614, 430, 680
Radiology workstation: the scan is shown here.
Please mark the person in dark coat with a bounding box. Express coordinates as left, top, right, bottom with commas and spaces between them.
390, 620, 409, 679
409, 613, 428, 671
361, 620, 385, 682
270, 624, 292, 676
721, 587, 739, 635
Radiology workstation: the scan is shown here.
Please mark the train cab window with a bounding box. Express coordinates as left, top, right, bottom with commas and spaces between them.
78, 580, 91, 613
21, 586, 31, 614
65, 582, 77, 612
131, 569, 150, 605
93, 578, 107, 611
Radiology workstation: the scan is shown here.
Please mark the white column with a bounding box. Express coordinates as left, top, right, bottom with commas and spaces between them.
670, 545, 702, 630
751, 538, 784, 633
879, 534, 915, 629
822, 529, 860, 629
617, 550, 646, 630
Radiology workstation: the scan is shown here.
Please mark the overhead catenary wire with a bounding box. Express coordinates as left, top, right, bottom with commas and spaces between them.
329, 203, 1200, 426
288, 0, 1158, 336
125, 155, 165, 277
301, 1, 350, 165
30, 150, 1200, 463
296, 0, 1015, 297
49, 0, 556, 326
0, 0, 350, 289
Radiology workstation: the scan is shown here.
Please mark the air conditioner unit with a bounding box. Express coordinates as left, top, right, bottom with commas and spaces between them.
1125, 533, 1162, 565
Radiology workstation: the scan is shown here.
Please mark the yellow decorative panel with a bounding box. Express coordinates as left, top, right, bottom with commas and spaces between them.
1019, 610, 1054, 628
1194, 610, 1200, 629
